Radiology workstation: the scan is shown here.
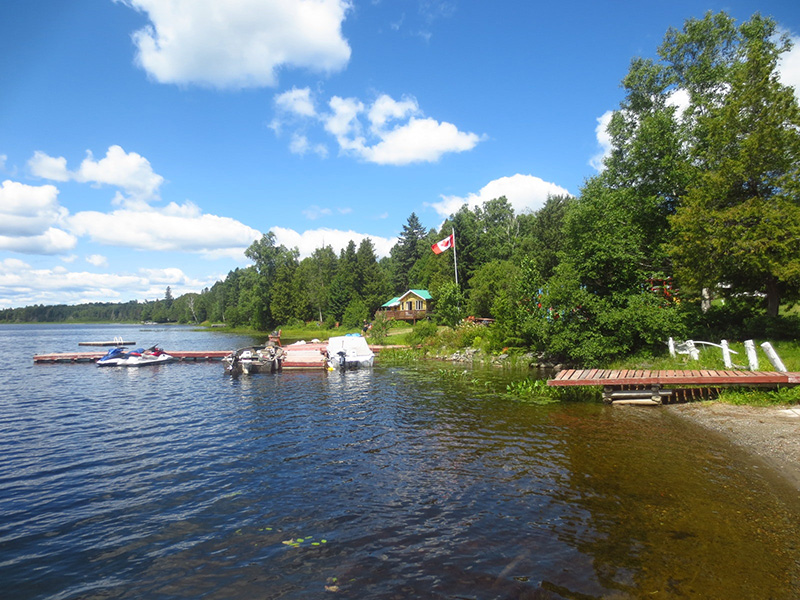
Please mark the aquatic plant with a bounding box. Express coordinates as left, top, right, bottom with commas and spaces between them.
506, 378, 561, 404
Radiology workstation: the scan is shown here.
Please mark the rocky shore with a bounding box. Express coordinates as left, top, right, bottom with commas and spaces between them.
669, 402, 800, 490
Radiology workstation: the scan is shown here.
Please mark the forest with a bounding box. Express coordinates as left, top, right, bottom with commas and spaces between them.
3, 12, 800, 365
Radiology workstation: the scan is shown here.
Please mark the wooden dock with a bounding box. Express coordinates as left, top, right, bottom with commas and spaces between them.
548, 369, 800, 405
33, 344, 392, 367
33, 350, 231, 363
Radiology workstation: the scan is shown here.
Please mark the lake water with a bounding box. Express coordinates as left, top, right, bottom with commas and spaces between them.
2, 324, 799, 599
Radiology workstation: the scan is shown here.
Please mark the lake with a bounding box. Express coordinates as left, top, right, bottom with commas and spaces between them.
1, 324, 799, 599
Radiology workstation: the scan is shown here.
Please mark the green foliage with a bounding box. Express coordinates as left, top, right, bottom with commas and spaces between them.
391, 212, 428, 291
434, 281, 466, 327
505, 378, 561, 404
435, 320, 486, 349
654, 12, 800, 316
717, 386, 800, 407
366, 312, 392, 344
375, 347, 425, 364
341, 297, 368, 329
467, 260, 519, 319
406, 319, 438, 346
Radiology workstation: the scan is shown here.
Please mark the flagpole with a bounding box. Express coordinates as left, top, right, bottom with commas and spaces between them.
452, 227, 458, 285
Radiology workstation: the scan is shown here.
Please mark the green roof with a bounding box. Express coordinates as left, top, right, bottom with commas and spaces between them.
408, 289, 433, 300
381, 296, 401, 308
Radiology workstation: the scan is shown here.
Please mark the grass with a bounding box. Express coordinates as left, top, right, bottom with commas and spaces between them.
607, 340, 800, 372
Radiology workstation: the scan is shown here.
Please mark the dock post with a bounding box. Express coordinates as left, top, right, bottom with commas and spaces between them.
651, 384, 663, 404
744, 340, 759, 370
721, 340, 733, 369
760, 342, 787, 372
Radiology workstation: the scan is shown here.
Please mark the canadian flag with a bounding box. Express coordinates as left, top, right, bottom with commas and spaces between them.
431, 233, 454, 254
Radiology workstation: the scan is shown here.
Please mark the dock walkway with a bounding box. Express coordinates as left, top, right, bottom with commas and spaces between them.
33, 350, 230, 363
548, 369, 800, 405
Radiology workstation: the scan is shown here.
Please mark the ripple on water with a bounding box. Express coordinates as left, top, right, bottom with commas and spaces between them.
1, 326, 800, 599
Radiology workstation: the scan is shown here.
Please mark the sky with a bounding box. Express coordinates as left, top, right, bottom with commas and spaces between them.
1, 0, 799, 308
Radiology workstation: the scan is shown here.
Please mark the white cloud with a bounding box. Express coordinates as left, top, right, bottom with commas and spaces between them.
289, 133, 328, 157
0, 180, 67, 236
779, 33, 800, 101
431, 174, 572, 218
666, 88, 691, 116
0, 180, 76, 254
589, 110, 614, 172
1, 258, 30, 271
117, 0, 352, 89
86, 254, 108, 267
274, 90, 483, 164
275, 86, 317, 117
0, 260, 218, 308
325, 95, 365, 139
358, 116, 482, 165
67, 201, 261, 254
367, 94, 419, 130
302, 205, 333, 220
76, 146, 163, 200
270, 226, 396, 258
27, 152, 70, 181
0, 227, 78, 255
29, 145, 164, 207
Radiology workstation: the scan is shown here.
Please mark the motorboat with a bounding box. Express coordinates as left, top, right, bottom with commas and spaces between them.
326, 335, 374, 371
223, 344, 284, 375
96, 345, 176, 367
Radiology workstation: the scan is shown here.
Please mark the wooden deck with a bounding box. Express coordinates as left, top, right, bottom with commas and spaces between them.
549, 369, 800, 386
548, 369, 800, 405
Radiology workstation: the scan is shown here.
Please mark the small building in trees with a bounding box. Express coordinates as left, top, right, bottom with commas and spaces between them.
379, 289, 433, 323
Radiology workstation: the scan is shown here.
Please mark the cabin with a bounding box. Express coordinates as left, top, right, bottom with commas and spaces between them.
379, 289, 433, 323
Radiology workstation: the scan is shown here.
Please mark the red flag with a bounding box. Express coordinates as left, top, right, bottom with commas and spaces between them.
431, 234, 454, 254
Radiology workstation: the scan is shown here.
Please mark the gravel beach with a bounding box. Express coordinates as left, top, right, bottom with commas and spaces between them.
669, 402, 800, 490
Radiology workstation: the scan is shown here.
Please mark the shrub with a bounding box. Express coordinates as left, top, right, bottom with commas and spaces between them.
407, 319, 438, 346
367, 313, 391, 344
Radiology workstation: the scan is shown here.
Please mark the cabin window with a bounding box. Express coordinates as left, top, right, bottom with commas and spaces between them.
415, 300, 423, 310
407, 301, 413, 310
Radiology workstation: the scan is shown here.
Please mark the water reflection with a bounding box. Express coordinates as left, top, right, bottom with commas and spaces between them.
1, 326, 799, 599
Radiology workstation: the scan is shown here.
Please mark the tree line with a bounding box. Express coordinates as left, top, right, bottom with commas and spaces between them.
3, 12, 799, 365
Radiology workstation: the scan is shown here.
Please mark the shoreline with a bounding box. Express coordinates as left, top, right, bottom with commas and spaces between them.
668, 402, 800, 491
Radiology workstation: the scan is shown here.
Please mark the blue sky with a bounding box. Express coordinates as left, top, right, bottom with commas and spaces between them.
1, 0, 799, 308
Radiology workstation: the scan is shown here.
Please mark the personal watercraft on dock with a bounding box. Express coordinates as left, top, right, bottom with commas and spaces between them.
96, 345, 176, 367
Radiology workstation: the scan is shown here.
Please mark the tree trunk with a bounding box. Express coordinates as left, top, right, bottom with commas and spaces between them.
765, 277, 780, 318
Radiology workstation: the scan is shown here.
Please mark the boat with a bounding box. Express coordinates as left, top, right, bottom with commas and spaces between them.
223, 343, 284, 375
96, 345, 176, 367
326, 335, 374, 371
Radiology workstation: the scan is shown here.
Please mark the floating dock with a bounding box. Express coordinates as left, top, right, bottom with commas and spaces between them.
33, 350, 230, 363
33, 343, 391, 368
548, 369, 800, 404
